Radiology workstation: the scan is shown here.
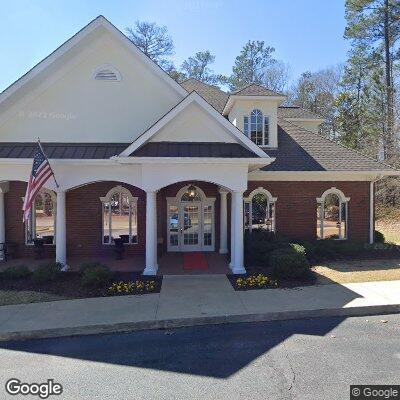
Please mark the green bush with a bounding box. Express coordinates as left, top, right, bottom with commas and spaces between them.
32, 262, 63, 284
80, 262, 113, 289
270, 247, 312, 280
374, 230, 385, 243
2, 265, 31, 280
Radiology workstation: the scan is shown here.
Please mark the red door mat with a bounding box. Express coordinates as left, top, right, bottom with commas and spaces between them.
183, 252, 209, 270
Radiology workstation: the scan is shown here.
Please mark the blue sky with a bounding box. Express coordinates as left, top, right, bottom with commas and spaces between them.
0, 0, 348, 92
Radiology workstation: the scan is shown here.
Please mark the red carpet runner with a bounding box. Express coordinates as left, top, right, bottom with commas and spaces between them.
183, 252, 209, 270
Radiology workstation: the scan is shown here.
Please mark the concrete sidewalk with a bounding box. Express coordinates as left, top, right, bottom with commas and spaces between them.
1, 276, 400, 341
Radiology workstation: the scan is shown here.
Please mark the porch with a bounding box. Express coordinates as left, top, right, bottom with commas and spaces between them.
0, 252, 231, 276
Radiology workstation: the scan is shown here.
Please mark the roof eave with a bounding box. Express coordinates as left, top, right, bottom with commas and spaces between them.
222, 94, 287, 115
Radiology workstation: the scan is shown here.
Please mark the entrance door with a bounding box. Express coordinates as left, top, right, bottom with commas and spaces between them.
167, 189, 215, 252
180, 202, 201, 251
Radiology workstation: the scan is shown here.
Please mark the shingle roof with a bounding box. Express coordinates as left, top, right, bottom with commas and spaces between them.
231, 83, 284, 97
130, 142, 259, 158
278, 106, 324, 120
0, 143, 128, 159
262, 119, 393, 172
180, 78, 229, 113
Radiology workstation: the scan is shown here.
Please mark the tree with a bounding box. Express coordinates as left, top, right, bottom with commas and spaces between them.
262, 61, 291, 93
126, 21, 174, 69
344, 0, 400, 161
227, 40, 276, 91
180, 51, 223, 85
289, 66, 343, 138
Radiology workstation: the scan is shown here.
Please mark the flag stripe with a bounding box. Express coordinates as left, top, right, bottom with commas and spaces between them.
22, 143, 55, 223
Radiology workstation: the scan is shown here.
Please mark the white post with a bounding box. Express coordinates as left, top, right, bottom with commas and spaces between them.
143, 190, 158, 275
229, 193, 235, 268
219, 189, 228, 254
369, 181, 375, 244
56, 189, 67, 269
232, 191, 246, 274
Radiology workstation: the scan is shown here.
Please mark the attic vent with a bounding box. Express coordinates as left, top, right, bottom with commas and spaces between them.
92, 65, 121, 81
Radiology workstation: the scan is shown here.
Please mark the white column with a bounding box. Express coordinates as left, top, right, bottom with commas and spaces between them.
232, 191, 246, 274
143, 190, 158, 275
219, 189, 228, 254
369, 181, 375, 244
56, 189, 67, 269
229, 193, 235, 268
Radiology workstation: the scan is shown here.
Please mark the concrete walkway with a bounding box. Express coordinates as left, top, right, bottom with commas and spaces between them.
1, 276, 400, 341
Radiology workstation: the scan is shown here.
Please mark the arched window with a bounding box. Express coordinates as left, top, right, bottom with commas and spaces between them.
317, 188, 349, 240
100, 186, 138, 245
243, 109, 270, 146
244, 188, 277, 233
26, 189, 56, 244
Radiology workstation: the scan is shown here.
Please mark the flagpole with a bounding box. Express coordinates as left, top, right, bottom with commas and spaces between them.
37, 137, 60, 189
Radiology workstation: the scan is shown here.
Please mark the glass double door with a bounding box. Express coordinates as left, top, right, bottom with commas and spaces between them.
168, 202, 214, 252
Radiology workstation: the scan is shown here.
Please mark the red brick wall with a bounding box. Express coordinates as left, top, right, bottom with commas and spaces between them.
4, 180, 371, 261
66, 182, 146, 258
246, 181, 371, 242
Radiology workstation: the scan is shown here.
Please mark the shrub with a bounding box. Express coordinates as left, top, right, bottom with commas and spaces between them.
80, 262, 113, 289
374, 230, 385, 243
270, 247, 312, 280
2, 265, 31, 280
32, 262, 63, 284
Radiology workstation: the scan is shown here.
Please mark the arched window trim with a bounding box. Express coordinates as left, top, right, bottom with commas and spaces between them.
316, 187, 350, 240
92, 64, 122, 81
22, 188, 57, 245
243, 109, 270, 147
166, 185, 216, 206
244, 187, 277, 233
100, 186, 138, 245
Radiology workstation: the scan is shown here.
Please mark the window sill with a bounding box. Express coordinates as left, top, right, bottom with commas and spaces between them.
102, 243, 138, 246
25, 243, 56, 247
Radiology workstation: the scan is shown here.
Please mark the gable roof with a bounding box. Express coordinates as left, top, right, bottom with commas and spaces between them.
231, 83, 284, 97
278, 106, 324, 120
261, 118, 396, 172
0, 15, 187, 113
119, 91, 269, 158
180, 78, 229, 114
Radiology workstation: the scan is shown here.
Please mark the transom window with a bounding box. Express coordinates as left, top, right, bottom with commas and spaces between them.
25, 189, 56, 245
317, 188, 349, 240
100, 186, 138, 245
244, 188, 277, 233
244, 109, 270, 146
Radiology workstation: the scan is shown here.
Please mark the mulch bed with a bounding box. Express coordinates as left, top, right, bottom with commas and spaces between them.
227, 266, 317, 292
0, 271, 163, 300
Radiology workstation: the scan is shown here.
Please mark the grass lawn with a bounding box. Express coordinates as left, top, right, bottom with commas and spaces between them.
0, 290, 69, 306
312, 258, 400, 284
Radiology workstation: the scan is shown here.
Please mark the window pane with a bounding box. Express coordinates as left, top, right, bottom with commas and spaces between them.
169, 205, 179, 246
316, 204, 322, 239
35, 193, 55, 244
131, 203, 138, 244
244, 202, 250, 230
250, 109, 263, 146
103, 202, 110, 244
322, 194, 341, 239
111, 193, 129, 243
244, 116, 249, 135
203, 205, 212, 246
264, 117, 269, 145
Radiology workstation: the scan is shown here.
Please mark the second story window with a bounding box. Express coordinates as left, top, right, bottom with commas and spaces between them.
244, 109, 270, 146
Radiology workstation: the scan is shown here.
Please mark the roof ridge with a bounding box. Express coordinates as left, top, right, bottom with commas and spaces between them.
180, 77, 227, 93
231, 82, 285, 96
278, 117, 398, 171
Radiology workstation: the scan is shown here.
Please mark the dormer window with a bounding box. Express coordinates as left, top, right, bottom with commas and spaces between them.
244, 109, 269, 146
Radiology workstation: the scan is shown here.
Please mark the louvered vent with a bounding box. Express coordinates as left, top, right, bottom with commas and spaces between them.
95, 69, 117, 80
93, 65, 121, 81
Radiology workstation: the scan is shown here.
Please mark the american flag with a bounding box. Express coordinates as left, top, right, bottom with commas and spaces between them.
22, 142, 56, 223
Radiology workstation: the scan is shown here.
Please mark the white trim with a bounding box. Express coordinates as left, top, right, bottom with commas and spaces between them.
369, 181, 375, 244
223, 95, 286, 116
316, 187, 350, 204
100, 185, 138, 245
316, 187, 349, 240
0, 15, 187, 111
119, 92, 270, 158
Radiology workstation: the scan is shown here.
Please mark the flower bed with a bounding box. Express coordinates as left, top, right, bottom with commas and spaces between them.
228, 273, 278, 291
107, 279, 159, 296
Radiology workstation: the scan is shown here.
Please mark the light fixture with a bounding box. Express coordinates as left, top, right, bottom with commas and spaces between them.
187, 184, 197, 199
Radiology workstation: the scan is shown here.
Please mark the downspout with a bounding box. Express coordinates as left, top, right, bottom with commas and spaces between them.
369, 175, 383, 244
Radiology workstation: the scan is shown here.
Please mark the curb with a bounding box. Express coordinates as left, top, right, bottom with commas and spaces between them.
1, 303, 400, 342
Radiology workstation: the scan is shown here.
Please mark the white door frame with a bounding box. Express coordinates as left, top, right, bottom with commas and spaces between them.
167, 185, 215, 252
